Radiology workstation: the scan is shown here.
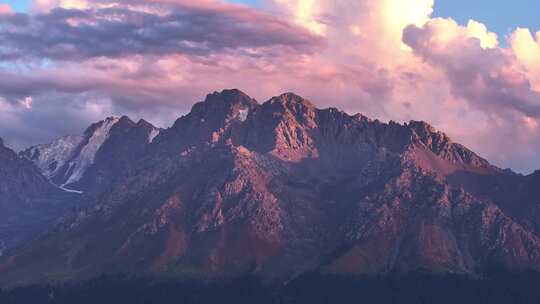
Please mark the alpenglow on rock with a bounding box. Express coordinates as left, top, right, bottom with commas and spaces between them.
2, 89, 540, 287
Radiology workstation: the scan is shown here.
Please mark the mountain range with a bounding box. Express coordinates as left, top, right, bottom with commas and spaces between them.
1, 89, 540, 288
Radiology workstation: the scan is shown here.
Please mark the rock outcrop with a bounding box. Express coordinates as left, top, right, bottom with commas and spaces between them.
2, 90, 540, 286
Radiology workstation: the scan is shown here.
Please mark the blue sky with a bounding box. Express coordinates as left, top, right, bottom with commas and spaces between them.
234, 0, 540, 38
5, 0, 539, 38
434, 0, 540, 37
4, 0, 31, 12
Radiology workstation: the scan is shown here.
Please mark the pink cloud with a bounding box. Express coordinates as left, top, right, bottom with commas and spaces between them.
403, 18, 540, 171
510, 28, 540, 91
0, 3, 12, 14
1, 0, 540, 173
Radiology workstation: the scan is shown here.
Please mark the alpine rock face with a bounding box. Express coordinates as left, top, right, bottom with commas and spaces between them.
21, 117, 161, 194
2, 89, 540, 287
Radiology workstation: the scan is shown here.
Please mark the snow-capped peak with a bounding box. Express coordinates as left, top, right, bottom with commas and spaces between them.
24, 116, 160, 192
61, 117, 120, 187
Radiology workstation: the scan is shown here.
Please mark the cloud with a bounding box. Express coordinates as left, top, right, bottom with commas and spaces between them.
0, 4, 12, 15
0, 1, 320, 61
403, 18, 539, 119
0, 93, 114, 150
403, 18, 540, 172
269, 0, 434, 65
0, 0, 540, 173
34, 0, 93, 11
510, 28, 540, 91
258, 1, 540, 172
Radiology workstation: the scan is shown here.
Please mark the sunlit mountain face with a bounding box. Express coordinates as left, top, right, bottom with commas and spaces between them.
0, 1, 540, 303
0, 0, 538, 172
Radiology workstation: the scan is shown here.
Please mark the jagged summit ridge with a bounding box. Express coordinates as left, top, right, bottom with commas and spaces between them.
22, 115, 160, 192
2, 89, 540, 287
189, 89, 258, 120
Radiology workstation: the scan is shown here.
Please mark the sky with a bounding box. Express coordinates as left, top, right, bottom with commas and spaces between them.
0, 0, 539, 174
5, 0, 540, 38
434, 1, 540, 39
3, 0, 31, 12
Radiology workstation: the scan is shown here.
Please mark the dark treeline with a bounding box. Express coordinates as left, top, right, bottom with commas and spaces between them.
2, 272, 540, 304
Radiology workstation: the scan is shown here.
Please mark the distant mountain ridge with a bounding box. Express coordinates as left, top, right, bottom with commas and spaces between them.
21, 116, 161, 193
0, 137, 78, 255
2, 89, 540, 287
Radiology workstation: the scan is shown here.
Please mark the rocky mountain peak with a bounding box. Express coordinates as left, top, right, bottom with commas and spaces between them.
117, 115, 135, 125
4, 90, 540, 287
260, 93, 317, 130
407, 120, 451, 153
208, 88, 255, 103
108, 115, 160, 140
175, 89, 258, 127
105, 116, 121, 122
21, 115, 161, 193
162, 89, 259, 149
266, 93, 315, 117
198, 89, 258, 115
404, 120, 492, 171
408, 120, 437, 135
137, 118, 154, 129
270, 92, 315, 107
107, 116, 138, 135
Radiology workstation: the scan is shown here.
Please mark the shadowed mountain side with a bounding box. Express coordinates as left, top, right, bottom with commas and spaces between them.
0, 139, 80, 254
2, 89, 540, 287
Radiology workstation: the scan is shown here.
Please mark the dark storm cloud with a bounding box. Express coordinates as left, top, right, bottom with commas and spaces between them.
0, 3, 321, 61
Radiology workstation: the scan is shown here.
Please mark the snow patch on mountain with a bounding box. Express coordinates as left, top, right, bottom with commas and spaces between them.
24, 135, 84, 179
148, 128, 160, 143
62, 117, 120, 187
238, 108, 249, 122
59, 185, 83, 194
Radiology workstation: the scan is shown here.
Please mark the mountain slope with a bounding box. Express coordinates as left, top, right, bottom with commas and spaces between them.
22, 117, 161, 194
2, 89, 540, 286
0, 138, 79, 255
